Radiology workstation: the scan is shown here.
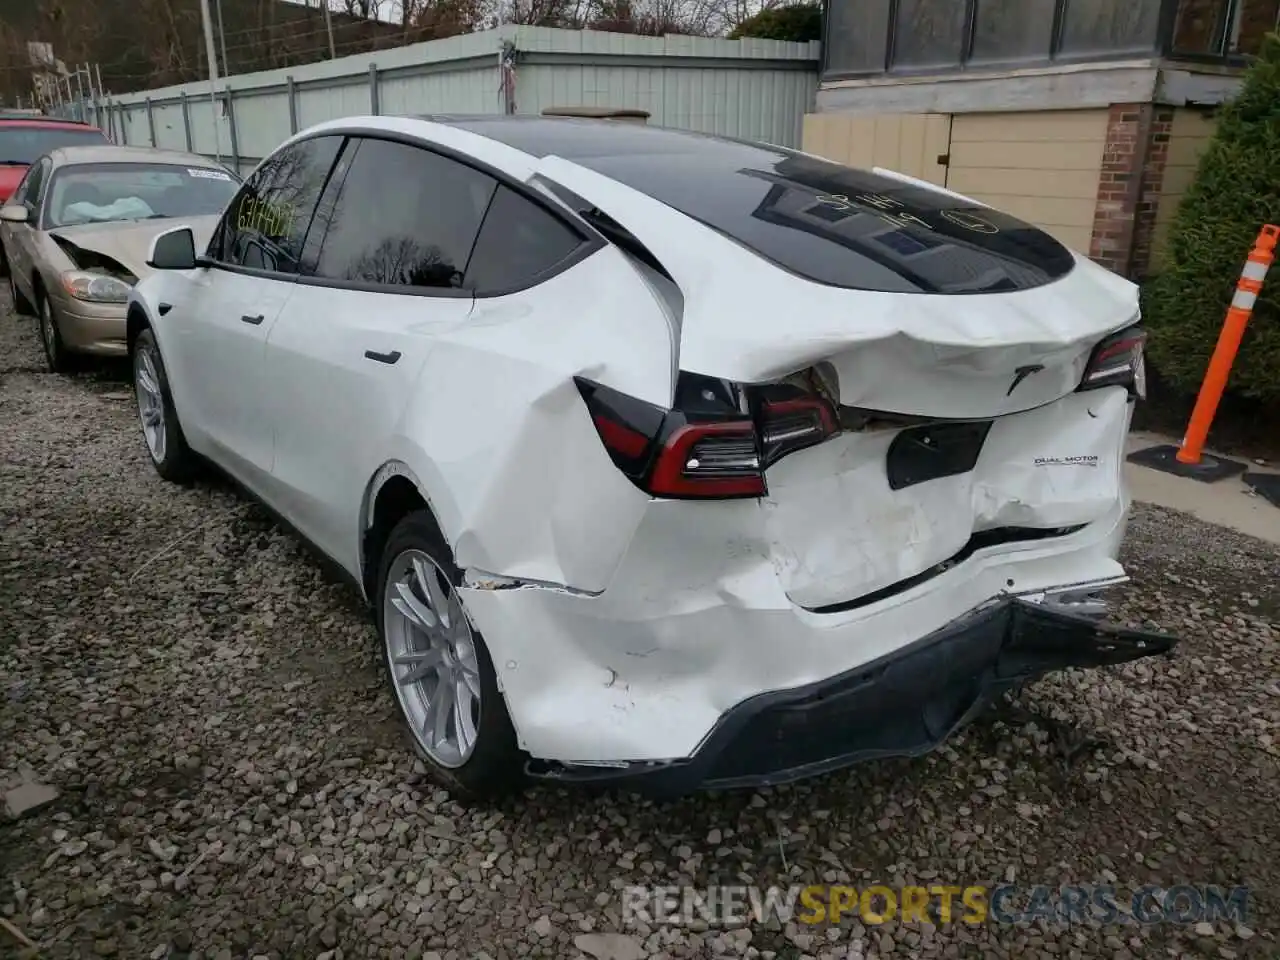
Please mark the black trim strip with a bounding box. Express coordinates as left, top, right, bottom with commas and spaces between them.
805, 524, 1088, 614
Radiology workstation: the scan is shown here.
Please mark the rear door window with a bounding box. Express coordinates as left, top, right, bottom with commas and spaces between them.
310, 137, 496, 291
464, 185, 588, 295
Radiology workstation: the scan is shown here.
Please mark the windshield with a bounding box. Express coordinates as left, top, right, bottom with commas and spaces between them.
0, 125, 107, 165
45, 162, 240, 228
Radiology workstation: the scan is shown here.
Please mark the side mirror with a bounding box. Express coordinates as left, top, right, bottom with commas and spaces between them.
148, 226, 198, 270
0, 204, 29, 223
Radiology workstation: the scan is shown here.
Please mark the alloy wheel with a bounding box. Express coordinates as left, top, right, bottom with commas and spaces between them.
383, 549, 483, 768
134, 345, 168, 463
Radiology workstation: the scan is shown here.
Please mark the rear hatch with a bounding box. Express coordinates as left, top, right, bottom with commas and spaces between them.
533, 140, 1139, 416
535, 137, 1142, 608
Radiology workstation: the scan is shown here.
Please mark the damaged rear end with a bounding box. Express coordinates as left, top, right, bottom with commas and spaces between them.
541, 143, 1158, 616
459, 134, 1179, 794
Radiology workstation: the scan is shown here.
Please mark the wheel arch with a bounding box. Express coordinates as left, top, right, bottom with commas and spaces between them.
126, 302, 151, 355
360, 460, 458, 604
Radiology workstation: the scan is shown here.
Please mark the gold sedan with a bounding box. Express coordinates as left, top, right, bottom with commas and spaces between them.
1, 144, 239, 372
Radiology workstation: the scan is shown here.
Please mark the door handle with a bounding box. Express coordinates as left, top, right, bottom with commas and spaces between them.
364, 349, 401, 365
241, 314, 264, 325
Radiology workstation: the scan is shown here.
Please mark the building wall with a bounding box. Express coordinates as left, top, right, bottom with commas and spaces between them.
947, 110, 1110, 255
90, 26, 820, 173
801, 108, 1109, 255
800, 113, 951, 184
1151, 108, 1218, 268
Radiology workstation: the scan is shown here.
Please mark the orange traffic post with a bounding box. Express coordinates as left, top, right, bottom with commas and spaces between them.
1176, 223, 1280, 465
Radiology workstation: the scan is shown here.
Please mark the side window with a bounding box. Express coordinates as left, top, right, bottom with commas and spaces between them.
311, 137, 496, 290
464, 186, 588, 295
17, 158, 48, 209
28, 158, 52, 224
10, 168, 32, 206
216, 135, 342, 273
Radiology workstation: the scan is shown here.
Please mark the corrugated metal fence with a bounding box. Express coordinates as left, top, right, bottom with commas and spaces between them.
75, 26, 819, 176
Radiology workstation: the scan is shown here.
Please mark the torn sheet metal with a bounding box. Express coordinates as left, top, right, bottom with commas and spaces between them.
391, 245, 669, 593
460, 499, 1130, 764
532, 155, 1140, 419
459, 380, 1136, 764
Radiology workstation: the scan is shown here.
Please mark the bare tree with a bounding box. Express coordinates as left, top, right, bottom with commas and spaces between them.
0, 0, 733, 103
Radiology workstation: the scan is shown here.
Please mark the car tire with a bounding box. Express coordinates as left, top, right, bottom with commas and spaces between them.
132, 327, 199, 484
36, 291, 73, 373
376, 509, 525, 802
8, 264, 34, 317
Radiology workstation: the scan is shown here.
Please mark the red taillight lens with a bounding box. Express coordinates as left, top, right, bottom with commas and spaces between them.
1079, 325, 1147, 399
576, 376, 767, 500
576, 370, 846, 500
592, 413, 649, 459
760, 395, 839, 466
649, 421, 765, 498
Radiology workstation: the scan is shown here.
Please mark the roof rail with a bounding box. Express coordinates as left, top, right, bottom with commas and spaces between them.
0, 111, 91, 124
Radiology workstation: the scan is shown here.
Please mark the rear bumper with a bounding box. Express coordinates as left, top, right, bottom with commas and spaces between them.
531, 598, 1176, 797
461, 499, 1134, 765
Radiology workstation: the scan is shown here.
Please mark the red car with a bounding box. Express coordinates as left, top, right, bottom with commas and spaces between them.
0, 117, 109, 276
0, 117, 110, 203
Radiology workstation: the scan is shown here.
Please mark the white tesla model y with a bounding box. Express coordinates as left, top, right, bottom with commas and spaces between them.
126, 115, 1177, 800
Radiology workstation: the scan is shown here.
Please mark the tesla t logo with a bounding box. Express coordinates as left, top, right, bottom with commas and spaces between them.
1006, 364, 1045, 396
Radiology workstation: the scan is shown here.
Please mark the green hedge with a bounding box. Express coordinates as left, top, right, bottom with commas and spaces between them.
1142, 33, 1280, 404
728, 3, 821, 42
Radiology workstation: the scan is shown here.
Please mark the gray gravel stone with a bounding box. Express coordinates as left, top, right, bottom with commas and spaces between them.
3, 778, 60, 818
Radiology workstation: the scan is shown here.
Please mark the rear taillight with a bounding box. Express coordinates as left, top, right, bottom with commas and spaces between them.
577, 369, 841, 500
760, 395, 839, 466
1079, 325, 1147, 399
576, 375, 766, 499
649, 420, 764, 498
575, 376, 667, 481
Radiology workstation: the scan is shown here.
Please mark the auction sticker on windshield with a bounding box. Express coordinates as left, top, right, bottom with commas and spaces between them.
188, 168, 233, 181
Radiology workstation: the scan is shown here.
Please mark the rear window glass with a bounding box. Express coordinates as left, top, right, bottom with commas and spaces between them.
440, 119, 1077, 295
583, 148, 1076, 294
0, 125, 108, 165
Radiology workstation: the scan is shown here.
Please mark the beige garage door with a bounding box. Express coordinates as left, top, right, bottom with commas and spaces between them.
801, 113, 952, 186
944, 110, 1110, 254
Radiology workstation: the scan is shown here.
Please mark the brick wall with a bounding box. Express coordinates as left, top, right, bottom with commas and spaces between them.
1089, 105, 1145, 275
1088, 104, 1174, 280
1131, 108, 1174, 279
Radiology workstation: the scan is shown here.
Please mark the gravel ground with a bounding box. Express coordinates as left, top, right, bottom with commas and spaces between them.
2, 291, 1279, 960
